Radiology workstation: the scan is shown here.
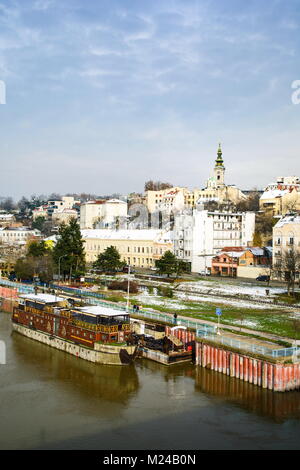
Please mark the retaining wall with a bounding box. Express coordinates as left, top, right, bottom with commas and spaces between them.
196, 341, 300, 392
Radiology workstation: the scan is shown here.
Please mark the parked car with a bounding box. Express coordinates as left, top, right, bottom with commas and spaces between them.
122, 266, 135, 274
256, 275, 270, 282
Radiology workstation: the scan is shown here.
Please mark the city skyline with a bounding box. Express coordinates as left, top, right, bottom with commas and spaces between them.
0, 0, 300, 198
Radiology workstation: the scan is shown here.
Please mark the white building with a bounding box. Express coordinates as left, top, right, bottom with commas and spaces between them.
0, 213, 15, 227
0, 227, 41, 245
173, 209, 255, 273
33, 196, 80, 220
80, 199, 128, 229
52, 209, 78, 225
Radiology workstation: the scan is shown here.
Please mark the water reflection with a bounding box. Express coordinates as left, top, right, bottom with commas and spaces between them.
11, 332, 139, 406
195, 367, 300, 422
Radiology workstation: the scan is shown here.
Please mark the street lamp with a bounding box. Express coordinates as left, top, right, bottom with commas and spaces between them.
58, 255, 67, 284
126, 265, 131, 312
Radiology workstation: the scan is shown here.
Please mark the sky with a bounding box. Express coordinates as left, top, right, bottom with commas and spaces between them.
0, 0, 300, 200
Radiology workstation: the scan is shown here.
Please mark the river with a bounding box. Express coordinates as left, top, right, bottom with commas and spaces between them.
1, 310, 300, 450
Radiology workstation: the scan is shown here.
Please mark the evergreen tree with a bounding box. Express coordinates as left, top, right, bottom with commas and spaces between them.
27, 240, 48, 257
93, 246, 125, 272
155, 251, 190, 277
32, 216, 46, 232
53, 219, 86, 279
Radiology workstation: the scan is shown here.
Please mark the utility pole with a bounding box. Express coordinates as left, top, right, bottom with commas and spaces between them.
126, 265, 131, 312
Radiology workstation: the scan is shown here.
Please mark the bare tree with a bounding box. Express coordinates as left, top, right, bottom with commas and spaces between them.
280, 248, 300, 296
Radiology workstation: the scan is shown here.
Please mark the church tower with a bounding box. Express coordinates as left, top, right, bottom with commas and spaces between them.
214, 143, 225, 187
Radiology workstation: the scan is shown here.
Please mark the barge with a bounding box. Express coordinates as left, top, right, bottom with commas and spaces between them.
12, 293, 137, 365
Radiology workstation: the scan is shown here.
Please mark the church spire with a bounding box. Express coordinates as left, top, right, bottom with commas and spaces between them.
215, 142, 224, 167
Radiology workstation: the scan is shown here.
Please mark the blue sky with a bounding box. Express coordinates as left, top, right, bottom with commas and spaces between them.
0, 0, 300, 199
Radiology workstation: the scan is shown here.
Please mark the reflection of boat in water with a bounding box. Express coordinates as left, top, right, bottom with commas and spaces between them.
12, 294, 137, 366
195, 367, 300, 422
137, 357, 195, 381
12, 332, 139, 405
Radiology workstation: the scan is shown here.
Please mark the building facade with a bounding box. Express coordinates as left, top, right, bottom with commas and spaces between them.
80, 199, 128, 229
81, 229, 173, 268
0, 227, 41, 245
272, 214, 300, 280
173, 209, 255, 273
259, 176, 300, 216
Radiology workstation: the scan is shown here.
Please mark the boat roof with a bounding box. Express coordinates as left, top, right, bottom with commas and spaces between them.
20, 293, 65, 303
76, 305, 129, 318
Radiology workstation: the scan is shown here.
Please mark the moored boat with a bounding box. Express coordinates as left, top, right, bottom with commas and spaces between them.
12, 293, 137, 365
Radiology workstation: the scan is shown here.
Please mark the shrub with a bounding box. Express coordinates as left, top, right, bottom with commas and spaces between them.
108, 280, 139, 294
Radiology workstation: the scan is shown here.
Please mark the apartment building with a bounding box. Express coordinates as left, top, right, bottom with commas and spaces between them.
173, 209, 255, 273
260, 176, 300, 216
80, 199, 128, 229
272, 214, 300, 279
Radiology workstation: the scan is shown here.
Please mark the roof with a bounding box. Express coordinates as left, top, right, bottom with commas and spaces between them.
76, 305, 129, 318
106, 199, 127, 204
248, 247, 264, 256
275, 215, 300, 228
81, 229, 172, 242
260, 189, 289, 200
217, 251, 245, 258
20, 293, 65, 303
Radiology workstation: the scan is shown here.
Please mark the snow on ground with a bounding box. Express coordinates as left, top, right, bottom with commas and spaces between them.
175, 292, 276, 310
179, 280, 286, 298
134, 292, 196, 310
135, 290, 280, 311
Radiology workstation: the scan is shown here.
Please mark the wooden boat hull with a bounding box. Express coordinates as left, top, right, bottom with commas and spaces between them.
12, 323, 136, 366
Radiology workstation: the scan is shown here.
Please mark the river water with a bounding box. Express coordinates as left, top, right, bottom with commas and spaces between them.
1, 310, 300, 450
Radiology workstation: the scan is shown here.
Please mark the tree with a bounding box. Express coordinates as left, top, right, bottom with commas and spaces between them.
252, 232, 263, 247
93, 246, 125, 272
235, 189, 261, 212
280, 248, 300, 296
53, 219, 86, 279
32, 216, 46, 232
14, 258, 35, 281
155, 251, 189, 277
0, 197, 16, 212
144, 181, 173, 191
27, 240, 48, 257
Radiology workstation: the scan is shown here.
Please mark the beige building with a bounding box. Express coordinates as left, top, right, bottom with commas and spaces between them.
81, 229, 173, 267
80, 199, 128, 229
146, 187, 186, 214
272, 214, 300, 279
52, 209, 78, 225
0, 213, 15, 227
145, 144, 245, 215
260, 176, 300, 216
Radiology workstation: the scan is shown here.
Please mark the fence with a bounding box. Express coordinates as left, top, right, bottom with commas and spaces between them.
50, 284, 105, 299
4, 278, 299, 359
0, 279, 34, 294
196, 329, 300, 359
